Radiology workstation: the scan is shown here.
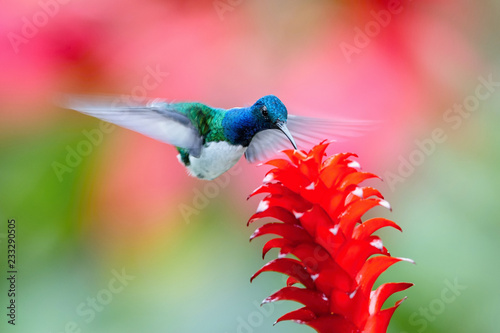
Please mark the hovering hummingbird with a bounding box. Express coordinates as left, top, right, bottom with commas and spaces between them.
65, 95, 367, 180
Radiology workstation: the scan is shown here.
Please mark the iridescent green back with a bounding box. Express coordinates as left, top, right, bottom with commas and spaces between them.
171, 102, 227, 165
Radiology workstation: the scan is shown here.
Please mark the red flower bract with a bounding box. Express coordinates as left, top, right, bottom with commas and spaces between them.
248, 142, 413, 333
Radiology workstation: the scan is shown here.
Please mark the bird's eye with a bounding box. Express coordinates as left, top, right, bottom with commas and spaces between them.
261, 106, 269, 118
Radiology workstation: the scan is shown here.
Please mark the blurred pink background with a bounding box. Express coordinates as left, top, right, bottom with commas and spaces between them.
1, 1, 498, 332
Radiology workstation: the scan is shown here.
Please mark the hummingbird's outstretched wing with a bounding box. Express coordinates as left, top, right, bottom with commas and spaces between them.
62, 95, 203, 157
245, 115, 374, 163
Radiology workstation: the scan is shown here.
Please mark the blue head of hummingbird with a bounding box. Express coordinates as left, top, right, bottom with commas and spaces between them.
222, 95, 297, 150
64, 94, 367, 180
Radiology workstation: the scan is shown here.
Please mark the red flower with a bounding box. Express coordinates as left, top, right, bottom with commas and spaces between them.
248, 142, 413, 333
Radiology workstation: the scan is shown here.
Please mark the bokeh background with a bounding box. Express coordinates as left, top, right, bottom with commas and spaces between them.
1, 0, 499, 332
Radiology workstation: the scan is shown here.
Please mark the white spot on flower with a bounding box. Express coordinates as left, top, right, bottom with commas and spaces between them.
349, 290, 357, 299
369, 293, 377, 314
293, 211, 304, 219
348, 161, 360, 169
379, 199, 391, 210
256, 200, 269, 213
330, 225, 340, 235
278, 252, 287, 259
263, 173, 274, 183
311, 274, 319, 281
397, 257, 415, 264
370, 239, 384, 250
306, 182, 315, 190
352, 187, 364, 198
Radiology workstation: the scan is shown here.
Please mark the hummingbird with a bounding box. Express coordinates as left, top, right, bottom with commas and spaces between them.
65, 95, 367, 180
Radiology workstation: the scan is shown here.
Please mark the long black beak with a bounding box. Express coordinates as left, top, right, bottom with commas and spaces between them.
276, 121, 298, 150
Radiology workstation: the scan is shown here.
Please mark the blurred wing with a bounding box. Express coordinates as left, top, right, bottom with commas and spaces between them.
245, 115, 374, 163
62, 95, 203, 156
